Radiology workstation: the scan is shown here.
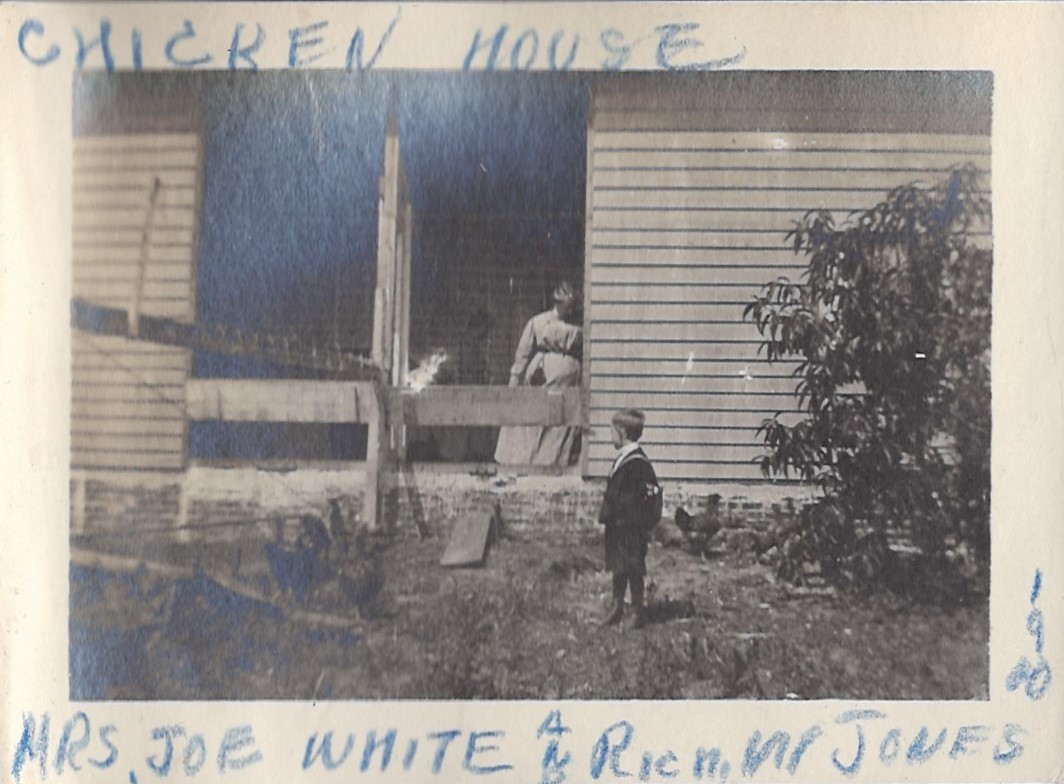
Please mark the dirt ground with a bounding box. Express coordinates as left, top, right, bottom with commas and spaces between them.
70, 530, 988, 701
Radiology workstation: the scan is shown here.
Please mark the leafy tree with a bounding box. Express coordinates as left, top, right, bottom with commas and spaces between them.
744, 165, 991, 594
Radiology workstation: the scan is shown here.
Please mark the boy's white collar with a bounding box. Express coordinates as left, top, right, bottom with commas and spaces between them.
611, 442, 642, 475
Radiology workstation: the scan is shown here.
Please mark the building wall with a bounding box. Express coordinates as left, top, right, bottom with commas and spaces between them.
72, 129, 202, 471
585, 72, 993, 482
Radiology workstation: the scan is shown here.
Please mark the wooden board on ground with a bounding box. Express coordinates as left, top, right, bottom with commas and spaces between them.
440, 505, 498, 568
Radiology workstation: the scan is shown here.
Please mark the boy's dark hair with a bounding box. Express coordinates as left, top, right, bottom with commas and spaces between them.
612, 408, 645, 441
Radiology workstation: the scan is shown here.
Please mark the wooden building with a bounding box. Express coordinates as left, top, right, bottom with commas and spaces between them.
583, 72, 992, 481
69, 71, 992, 531
71, 98, 203, 473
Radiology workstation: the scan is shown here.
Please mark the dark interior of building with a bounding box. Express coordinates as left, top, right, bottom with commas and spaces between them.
75, 71, 589, 463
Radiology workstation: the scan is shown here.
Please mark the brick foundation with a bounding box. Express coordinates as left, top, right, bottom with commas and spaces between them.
384, 469, 809, 546
71, 465, 367, 543
72, 465, 811, 550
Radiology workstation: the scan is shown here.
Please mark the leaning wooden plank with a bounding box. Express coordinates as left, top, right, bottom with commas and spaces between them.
70, 546, 192, 580
204, 571, 363, 631
69, 547, 363, 631
440, 505, 498, 568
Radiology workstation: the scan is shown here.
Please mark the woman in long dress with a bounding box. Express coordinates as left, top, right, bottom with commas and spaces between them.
494, 282, 582, 466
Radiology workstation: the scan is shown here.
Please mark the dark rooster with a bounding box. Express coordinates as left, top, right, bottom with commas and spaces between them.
674, 494, 724, 554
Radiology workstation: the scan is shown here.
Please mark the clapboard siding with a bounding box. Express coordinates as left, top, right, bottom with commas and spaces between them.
591, 342, 769, 361
590, 111, 990, 135
590, 374, 800, 396
586, 78, 991, 482
591, 266, 805, 286
593, 150, 990, 171
593, 302, 769, 323
594, 187, 979, 212
594, 167, 991, 191
593, 322, 772, 343
71, 133, 201, 471
592, 358, 798, 378
594, 131, 991, 151
588, 409, 804, 430
591, 209, 838, 232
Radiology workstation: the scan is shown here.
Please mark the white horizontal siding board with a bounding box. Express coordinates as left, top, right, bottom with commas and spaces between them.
73, 187, 197, 210
592, 210, 811, 232
593, 149, 990, 171
590, 109, 988, 135
590, 374, 800, 395
74, 150, 200, 172
69, 453, 188, 472
72, 131, 199, 472
73, 431, 187, 453
75, 133, 199, 151
74, 245, 195, 265
591, 284, 771, 305
593, 322, 762, 342
589, 343, 769, 362
591, 358, 798, 377
72, 418, 187, 437
73, 376, 186, 393
594, 167, 984, 191
589, 408, 803, 429
73, 366, 190, 385
593, 227, 989, 249
72, 384, 187, 405
72, 169, 198, 190
594, 131, 992, 152
602, 429, 774, 447
586, 459, 771, 482
72, 398, 188, 422
73, 208, 196, 230
73, 281, 194, 304
593, 188, 926, 211
74, 227, 196, 246
594, 229, 796, 249
593, 302, 762, 323
591, 265, 802, 286
589, 441, 767, 461
591, 390, 800, 411
591, 248, 799, 266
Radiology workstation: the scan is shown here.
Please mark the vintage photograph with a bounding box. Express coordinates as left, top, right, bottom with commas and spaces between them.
69, 69, 992, 701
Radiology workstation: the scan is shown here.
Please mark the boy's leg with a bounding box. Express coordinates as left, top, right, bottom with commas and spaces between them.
602, 573, 627, 625
630, 575, 647, 629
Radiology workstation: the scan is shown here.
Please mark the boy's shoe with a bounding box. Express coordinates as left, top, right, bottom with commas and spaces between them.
631, 606, 647, 630
601, 600, 624, 626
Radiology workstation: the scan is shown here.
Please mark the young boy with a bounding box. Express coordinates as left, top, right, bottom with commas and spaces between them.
599, 408, 660, 629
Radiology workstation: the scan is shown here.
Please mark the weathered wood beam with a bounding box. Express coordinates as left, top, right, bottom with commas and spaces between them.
71, 299, 381, 380
386, 386, 582, 427
186, 380, 378, 423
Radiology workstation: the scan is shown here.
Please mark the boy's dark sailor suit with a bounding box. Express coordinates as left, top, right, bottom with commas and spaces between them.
599, 446, 657, 577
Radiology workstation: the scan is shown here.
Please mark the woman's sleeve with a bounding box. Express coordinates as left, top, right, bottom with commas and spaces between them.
508, 317, 537, 386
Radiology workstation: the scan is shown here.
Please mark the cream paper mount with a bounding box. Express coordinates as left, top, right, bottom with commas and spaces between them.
1, 3, 1062, 784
